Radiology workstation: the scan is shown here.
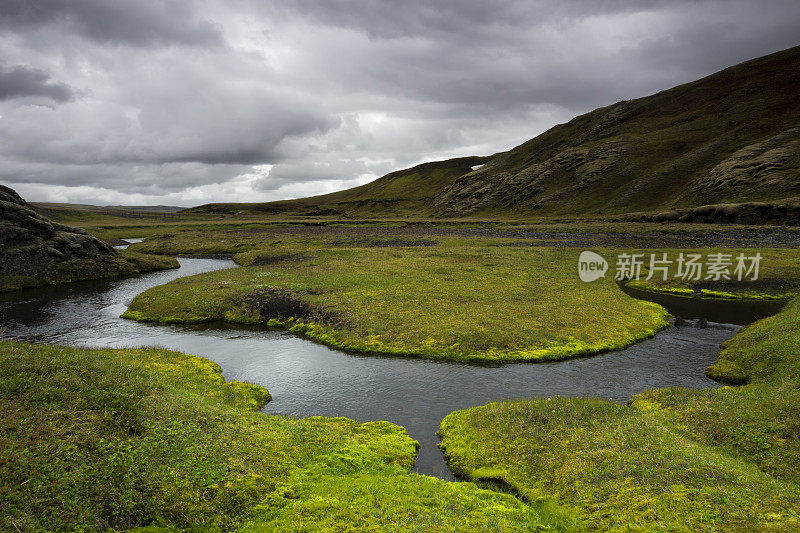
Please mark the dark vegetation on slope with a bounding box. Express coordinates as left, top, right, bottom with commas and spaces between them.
434, 46, 800, 217
618, 199, 800, 225
188, 46, 800, 222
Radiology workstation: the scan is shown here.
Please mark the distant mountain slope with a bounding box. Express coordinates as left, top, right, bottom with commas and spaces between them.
191, 45, 800, 219
434, 45, 800, 217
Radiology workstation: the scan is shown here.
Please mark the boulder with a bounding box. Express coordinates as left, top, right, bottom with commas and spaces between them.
0, 185, 125, 288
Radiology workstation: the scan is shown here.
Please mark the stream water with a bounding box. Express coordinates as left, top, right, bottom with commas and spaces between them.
1, 257, 774, 480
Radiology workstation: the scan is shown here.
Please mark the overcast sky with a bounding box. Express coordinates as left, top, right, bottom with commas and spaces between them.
1, 0, 798, 207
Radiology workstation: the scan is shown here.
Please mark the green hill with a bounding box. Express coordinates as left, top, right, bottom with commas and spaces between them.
191, 45, 800, 220
187, 156, 489, 217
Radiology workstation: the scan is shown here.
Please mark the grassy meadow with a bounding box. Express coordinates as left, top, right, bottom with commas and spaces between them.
117, 221, 800, 362
121, 235, 670, 363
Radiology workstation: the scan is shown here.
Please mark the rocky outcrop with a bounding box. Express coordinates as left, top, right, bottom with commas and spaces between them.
0, 185, 134, 289
433, 140, 629, 214
686, 127, 800, 203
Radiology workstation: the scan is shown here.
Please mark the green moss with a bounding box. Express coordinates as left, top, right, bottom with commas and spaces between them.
119, 309, 148, 321
706, 297, 800, 384
626, 281, 696, 296
705, 359, 750, 384
247, 468, 574, 532
122, 243, 669, 363
439, 397, 800, 532
626, 281, 795, 301
699, 289, 794, 300
225, 381, 272, 410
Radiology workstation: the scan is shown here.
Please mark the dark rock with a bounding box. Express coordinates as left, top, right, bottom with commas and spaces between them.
0, 185, 27, 206
0, 185, 126, 289
694, 317, 708, 329
673, 316, 689, 327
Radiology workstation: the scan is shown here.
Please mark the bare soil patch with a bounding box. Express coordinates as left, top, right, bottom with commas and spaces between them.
242, 288, 338, 324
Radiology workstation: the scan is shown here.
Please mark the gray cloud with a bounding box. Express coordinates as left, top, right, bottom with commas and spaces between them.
0, 64, 73, 102
257, 159, 375, 191
0, 56, 337, 170
0, 0, 221, 46
0, 0, 798, 206
263, 0, 800, 111
0, 158, 251, 193
270, 0, 691, 39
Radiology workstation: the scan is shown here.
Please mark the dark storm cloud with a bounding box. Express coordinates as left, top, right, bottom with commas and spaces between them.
0, 64, 73, 102
0, 0, 798, 205
0, 0, 221, 46
0, 56, 338, 172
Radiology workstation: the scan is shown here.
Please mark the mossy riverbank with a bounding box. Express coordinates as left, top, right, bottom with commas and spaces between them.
0, 341, 574, 531
110, 223, 800, 364
625, 281, 794, 300
621, 247, 800, 300
438, 297, 800, 531
6, 218, 800, 530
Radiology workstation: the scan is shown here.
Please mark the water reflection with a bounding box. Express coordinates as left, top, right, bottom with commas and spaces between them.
619, 283, 786, 324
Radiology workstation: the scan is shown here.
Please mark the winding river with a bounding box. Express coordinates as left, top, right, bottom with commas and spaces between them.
0, 257, 780, 480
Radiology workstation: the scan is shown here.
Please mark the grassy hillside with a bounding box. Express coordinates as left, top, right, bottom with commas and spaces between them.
436, 45, 800, 217
190, 46, 800, 220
